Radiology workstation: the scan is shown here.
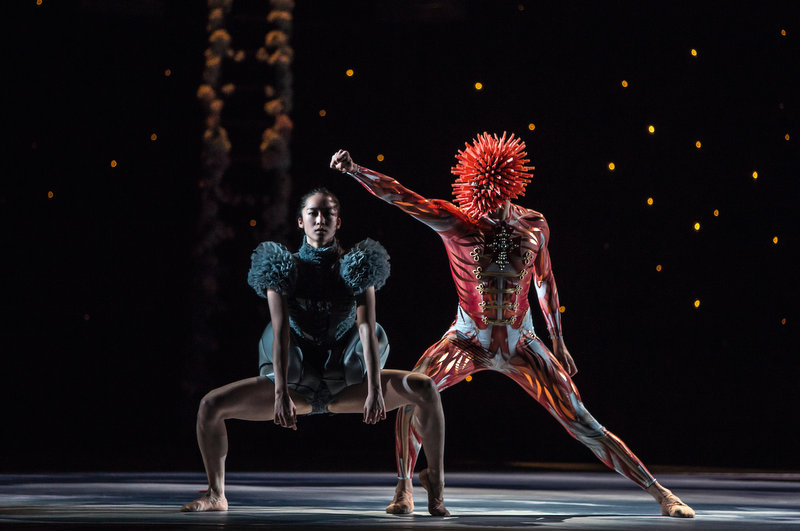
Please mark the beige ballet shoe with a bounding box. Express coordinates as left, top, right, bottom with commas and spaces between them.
419, 468, 450, 517
180, 492, 228, 512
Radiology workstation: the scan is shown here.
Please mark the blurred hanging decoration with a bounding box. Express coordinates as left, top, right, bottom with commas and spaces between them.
189, 0, 295, 393
196, 0, 235, 318
257, 0, 295, 238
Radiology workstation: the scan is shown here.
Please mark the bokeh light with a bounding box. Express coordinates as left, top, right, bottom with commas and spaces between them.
621, 80, 628, 88
647, 197, 654, 206
772, 236, 779, 244
752, 171, 758, 180
150, 133, 157, 141
648, 125, 655, 134
782, 318, 787, 325
713, 209, 719, 217
608, 162, 615, 171
694, 299, 701, 308
528, 123, 535, 131
780, 29, 787, 36
785, 133, 790, 141
656, 264, 662, 272
474, 82, 483, 90
345, 68, 354, 77
110, 160, 118, 168
691, 48, 698, 56
558, 306, 566, 313
47, 190, 54, 199
319, 109, 327, 117
694, 222, 701, 231
465, 375, 473, 382
695, 140, 701, 148
164, 68, 172, 77
376, 154, 385, 162
249, 219, 257, 227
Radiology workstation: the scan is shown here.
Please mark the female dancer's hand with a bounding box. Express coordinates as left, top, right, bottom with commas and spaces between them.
274, 391, 297, 430
363, 389, 386, 424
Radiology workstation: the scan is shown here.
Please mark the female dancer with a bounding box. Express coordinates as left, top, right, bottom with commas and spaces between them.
181, 188, 448, 516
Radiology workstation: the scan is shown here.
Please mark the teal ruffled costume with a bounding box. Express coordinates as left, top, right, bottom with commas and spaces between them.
248, 238, 391, 413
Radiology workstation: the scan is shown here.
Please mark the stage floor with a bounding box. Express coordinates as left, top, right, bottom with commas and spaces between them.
1, 471, 798, 529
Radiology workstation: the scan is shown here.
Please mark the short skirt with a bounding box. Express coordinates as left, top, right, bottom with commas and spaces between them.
258, 323, 389, 413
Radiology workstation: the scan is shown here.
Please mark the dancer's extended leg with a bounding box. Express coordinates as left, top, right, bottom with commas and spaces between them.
389, 332, 490, 511
181, 376, 312, 512
329, 369, 448, 516
508, 336, 694, 518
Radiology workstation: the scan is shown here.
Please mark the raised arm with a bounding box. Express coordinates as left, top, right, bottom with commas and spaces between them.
330, 149, 466, 233
266, 289, 298, 429
532, 226, 578, 375
357, 286, 386, 424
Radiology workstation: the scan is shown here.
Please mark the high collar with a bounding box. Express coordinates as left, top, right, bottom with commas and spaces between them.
297, 237, 340, 265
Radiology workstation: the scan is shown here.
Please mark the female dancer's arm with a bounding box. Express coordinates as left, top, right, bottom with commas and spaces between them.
267, 289, 297, 430
357, 286, 386, 424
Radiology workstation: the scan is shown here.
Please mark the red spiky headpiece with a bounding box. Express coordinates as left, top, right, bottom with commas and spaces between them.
451, 132, 534, 218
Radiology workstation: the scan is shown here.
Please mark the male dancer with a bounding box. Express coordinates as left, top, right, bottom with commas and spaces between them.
330, 133, 694, 518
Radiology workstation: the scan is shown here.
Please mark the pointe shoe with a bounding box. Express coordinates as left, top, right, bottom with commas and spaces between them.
661, 493, 695, 518
385, 482, 414, 514
418, 468, 450, 517
180, 493, 228, 512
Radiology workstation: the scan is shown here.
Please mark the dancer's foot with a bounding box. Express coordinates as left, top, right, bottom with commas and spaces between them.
419, 468, 450, 517
646, 482, 695, 518
180, 491, 228, 512
385, 479, 414, 514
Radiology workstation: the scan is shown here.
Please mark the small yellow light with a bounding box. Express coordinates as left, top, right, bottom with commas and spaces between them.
695, 140, 702, 148
36, 0, 42, 5
110, 160, 118, 168
474, 82, 483, 90
150, 133, 157, 141
608, 162, 615, 171
648, 125, 655, 134
249, 219, 257, 227
319, 109, 327, 117
780, 29, 787, 36
465, 375, 473, 382
781, 318, 787, 325
621, 80, 628, 88
559, 306, 566, 313
377, 154, 385, 162
528, 123, 536, 131
694, 222, 701, 231
752, 171, 758, 180
647, 197, 654, 206
772, 236, 778, 244
47, 190, 54, 199
656, 264, 662, 272
164, 68, 172, 77
691, 48, 698, 56
713, 209, 719, 217
785, 133, 790, 141
694, 299, 701, 308
345, 69, 354, 77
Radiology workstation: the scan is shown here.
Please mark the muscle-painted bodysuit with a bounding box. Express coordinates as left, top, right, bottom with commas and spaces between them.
347, 166, 656, 489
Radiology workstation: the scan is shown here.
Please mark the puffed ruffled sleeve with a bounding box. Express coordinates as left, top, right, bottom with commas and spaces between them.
340, 238, 391, 295
247, 241, 297, 298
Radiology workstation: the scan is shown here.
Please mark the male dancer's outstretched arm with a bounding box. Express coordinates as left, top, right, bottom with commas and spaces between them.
330, 149, 466, 234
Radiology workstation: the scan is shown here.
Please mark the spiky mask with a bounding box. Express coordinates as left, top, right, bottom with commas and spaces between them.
451, 132, 534, 218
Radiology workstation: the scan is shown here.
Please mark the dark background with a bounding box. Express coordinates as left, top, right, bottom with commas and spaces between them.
5, 1, 798, 474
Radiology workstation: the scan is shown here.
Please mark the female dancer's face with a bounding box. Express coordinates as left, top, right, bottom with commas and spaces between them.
298, 193, 341, 248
